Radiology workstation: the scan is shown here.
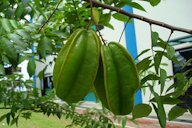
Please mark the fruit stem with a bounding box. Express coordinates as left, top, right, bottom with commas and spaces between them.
96, 25, 107, 45
86, 0, 94, 30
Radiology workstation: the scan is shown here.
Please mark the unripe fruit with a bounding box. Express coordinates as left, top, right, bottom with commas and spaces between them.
94, 42, 140, 115
53, 29, 101, 103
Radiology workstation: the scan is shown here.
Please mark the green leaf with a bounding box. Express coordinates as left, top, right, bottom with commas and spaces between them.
1, 18, 12, 32
166, 83, 176, 94
34, 0, 40, 7
160, 68, 167, 94
36, 7, 48, 20
16, 29, 31, 40
21, 112, 32, 120
50, 31, 69, 39
150, 0, 161, 6
151, 31, 159, 46
143, 0, 161, 6
38, 65, 48, 80
166, 45, 175, 59
132, 104, 152, 120
171, 56, 180, 64
156, 98, 166, 128
18, 54, 31, 64
154, 52, 163, 74
8, 33, 28, 50
150, 87, 166, 128
183, 58, 192, 68
135, 49, 150, 60
0, 114, 7, 122
103, 22, 114, 29
24, 23, 38, 32
1, 54, 10, 64
29, 2, 47, 20
169, 73, 189, 97
121, 116, 127, 128
11, 116, 18, 126
112, 13, 129, 22
0, 2, 9, 12
189, 77, 192, 85
0, 37, 13, 46
6, 113, 11, 125
150, 96, 182, 105
99, 13, 114, 29
103, 0, 113, 5
141, 74, 159, 85
128, 2, 146, 11
27, 59, 36, 77
0, 37, 18, 64
15, 3, 25, 18
0, 64, 5, 75
117, 0, 146, 11
38, 70, 44, 80
56, 113, 62, 119
157, 38, 167, 48
9, 20, 19, 29
37, 36, 52, 59
137, 57, 152, 73
92, 8, 100, 24
168, 106, 187, 121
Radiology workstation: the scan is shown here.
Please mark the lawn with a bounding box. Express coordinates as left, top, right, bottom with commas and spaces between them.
0, 109, 122, 128
0, 109, 80, 128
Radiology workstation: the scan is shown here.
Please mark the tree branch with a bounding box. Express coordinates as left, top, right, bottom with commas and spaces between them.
38, 0, 63, 33
91, 0, 192, 34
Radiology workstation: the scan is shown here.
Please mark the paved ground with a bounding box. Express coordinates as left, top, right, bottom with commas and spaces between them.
76, 102, 192, 128
121, 117, 192, 128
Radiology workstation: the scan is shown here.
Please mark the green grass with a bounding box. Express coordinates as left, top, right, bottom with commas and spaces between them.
0, 109, 122, 128
0, 109, 80, 128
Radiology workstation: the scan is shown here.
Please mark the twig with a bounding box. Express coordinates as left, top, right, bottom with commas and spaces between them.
167, 30, 174, 42
91, 0, 192, 34
89, 0, 93, 20
38, 0, 63, 33
87, 0, 107, 45
118, 18, 131, 42
86, 0, 93, 30
96, 25, 107, 45
162, 30, 174, 54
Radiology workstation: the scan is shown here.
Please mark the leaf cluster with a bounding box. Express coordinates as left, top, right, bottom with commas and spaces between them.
0, 75, 116, 127
135, 31, 192, 128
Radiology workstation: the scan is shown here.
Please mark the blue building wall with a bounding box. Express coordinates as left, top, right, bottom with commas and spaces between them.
84, 92, 96, 102
123, 6, 142, 104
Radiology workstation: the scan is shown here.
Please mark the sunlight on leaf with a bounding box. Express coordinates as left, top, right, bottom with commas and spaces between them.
92, 8, 100, 24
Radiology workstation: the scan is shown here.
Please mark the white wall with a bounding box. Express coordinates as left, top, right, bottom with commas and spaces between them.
133, 0, 192, 119
133, 0, 192, 54
100, 18, 127, 46
18, 60, 29, 80
35, 55, 55, 92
